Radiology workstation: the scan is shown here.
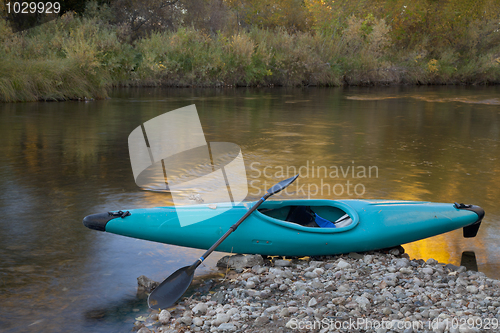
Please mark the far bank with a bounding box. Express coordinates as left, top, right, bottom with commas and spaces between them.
1, 10, 500, 102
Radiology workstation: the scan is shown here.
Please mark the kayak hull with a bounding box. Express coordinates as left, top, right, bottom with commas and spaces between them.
84, 199, 483, 256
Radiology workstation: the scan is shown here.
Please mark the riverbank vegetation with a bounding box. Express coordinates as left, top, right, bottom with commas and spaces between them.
1, 0, 500, 101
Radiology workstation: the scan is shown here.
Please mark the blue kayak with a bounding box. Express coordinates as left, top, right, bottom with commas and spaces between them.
83, 199, 484, 256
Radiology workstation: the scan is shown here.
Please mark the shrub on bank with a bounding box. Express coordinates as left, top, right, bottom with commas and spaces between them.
0, 58, 109, 102
0, 12, 133, 101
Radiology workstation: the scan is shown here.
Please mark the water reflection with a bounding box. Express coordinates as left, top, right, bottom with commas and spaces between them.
0, 86, 499, 332
460, 251, 479, 272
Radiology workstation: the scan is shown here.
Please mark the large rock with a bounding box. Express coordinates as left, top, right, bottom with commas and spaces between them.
216, 254, 264, 269
137, 275, 159, 293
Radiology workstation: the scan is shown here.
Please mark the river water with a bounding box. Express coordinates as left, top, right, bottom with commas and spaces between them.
1, 86, 499, 332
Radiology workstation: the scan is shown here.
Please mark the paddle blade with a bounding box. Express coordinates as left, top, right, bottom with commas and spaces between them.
266, 174, 299, 195
148, 266, 194, 310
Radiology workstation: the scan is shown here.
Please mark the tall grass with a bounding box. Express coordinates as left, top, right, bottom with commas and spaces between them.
1, 5, 500, 102
0, 11, 133, 101
0, 59, 109, 102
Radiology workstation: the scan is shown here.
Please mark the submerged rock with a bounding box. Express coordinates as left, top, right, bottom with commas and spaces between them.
137, 275, 159, 293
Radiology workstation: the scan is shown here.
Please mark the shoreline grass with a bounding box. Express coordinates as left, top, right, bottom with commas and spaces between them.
1, 8, 500, 102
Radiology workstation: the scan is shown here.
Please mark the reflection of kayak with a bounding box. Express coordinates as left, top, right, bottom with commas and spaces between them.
83, 200, 484, 256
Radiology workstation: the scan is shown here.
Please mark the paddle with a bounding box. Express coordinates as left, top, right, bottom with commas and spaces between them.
148, 174, 299, 309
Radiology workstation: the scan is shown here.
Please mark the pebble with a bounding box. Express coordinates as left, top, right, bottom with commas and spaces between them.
212, 313, 230, 325
179, 316, 192, 325
337, 284, 349, 293
192, 303, 208, 315
135, 251, 499, 333
217, 322, 236, 331
158, 310, 171, 325
422, 267, 434, 275
466, 285, 479, 294
427, 258, 439, 265
304, 271, 317, 279
337, 259, 351, 269
274, 259, 291, 267
192, 317, 203, 326
307, 297, 317, 307
246, 281, 256, 289
279, 308, 289, 317
355, 296, 370, 310
254, 315, 269, 326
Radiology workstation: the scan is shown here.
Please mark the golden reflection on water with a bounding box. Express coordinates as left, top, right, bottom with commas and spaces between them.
403, 229, 489, 273
346, 94, 500, 105
404, 235, 453, 265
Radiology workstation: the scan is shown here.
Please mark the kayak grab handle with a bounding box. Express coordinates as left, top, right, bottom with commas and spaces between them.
453, 203, 484, 222
454, 203, 471, 209
108, 210, 131, 218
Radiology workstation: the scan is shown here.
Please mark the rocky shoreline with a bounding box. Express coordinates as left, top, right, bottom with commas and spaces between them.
133, 248, 500, 333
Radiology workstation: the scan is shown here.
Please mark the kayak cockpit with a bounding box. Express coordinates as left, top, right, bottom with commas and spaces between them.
256, 200, 359, 232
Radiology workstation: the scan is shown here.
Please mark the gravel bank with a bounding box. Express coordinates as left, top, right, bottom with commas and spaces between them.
133, 248, 500, 333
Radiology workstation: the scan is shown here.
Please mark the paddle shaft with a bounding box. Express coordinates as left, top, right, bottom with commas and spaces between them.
190, 192, 272, 270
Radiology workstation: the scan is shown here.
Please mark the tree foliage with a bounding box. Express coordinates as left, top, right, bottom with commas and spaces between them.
181, 0, 236, 33
108, 0, 181, 38
226, 0, 313, 32
1, 0, 109, 32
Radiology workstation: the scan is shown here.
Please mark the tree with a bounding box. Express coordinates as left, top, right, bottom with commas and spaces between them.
109, 0, 182, 38
226, 0, 313, 32
60, 0, 89, 14
2, 0, 95, 32
181, 0, 236, 34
